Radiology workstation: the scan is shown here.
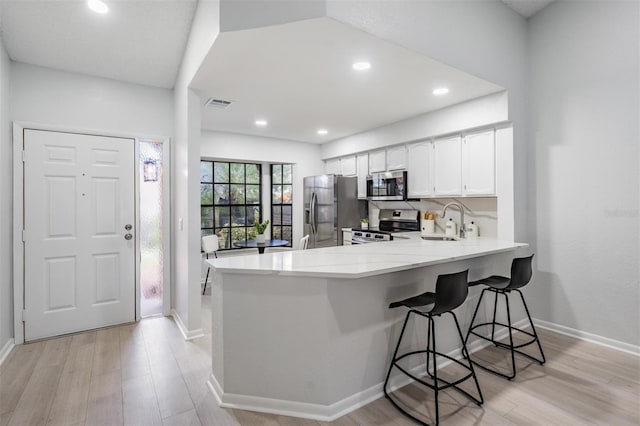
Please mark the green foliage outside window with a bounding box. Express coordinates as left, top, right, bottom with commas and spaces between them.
201, 160, 262, 249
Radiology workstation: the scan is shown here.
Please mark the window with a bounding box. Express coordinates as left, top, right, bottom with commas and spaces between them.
271, 164, 292, 246
201, 161, 262, 250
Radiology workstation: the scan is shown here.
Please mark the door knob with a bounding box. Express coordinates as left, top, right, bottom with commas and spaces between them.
125, 224, 132, 230
124, 234, 133, 240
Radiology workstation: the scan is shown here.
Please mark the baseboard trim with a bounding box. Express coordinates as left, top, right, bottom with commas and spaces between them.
0, 338, 15, 367
170, 309, 205, 341
206, 317, 638, 421
534, 318, 640, 357
204, 321, 523, 421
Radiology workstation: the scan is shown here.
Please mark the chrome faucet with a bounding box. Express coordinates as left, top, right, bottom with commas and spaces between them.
442, 202, 466, 239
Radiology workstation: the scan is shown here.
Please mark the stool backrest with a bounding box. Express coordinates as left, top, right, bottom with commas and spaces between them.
508, 254, 534, 290
432, 269, 469, 315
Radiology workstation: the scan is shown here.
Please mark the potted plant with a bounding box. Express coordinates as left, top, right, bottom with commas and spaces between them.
254, 219, 270, 243
360, 218, 369, 230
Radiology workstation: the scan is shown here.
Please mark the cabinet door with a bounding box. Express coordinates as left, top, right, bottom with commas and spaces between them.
407, 141, 432, 197
325, 158, 341, 175
356, 154, 369, 199
386, 145, 407, 170
369, 150, 386, 173
340, 155, 357, 176
433, 136, 462, 195
463, 131, 495, 195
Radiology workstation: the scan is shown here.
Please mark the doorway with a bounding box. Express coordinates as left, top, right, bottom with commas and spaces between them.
13, 124, 171, 343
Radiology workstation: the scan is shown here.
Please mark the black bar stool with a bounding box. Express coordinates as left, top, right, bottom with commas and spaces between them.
384, 270, 483, 426
464, 255, 545, 380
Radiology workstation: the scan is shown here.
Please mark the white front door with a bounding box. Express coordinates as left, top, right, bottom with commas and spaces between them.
23, 129, 135, 341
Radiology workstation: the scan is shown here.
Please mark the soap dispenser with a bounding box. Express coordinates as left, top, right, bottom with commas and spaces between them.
467, 221, 479, 239
445, 218, 457, 236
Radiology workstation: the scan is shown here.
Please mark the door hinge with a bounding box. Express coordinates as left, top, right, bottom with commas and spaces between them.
22, 310, 27, 322
22, 229, 25, 242
22, 150, 25, 162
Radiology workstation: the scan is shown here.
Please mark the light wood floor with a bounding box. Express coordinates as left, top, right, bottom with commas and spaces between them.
1, 295, 638, 425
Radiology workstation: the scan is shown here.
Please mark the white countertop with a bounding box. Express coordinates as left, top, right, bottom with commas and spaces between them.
208, 233, 527, 279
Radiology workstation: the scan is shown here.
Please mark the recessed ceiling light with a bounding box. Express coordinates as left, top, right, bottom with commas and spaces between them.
317, 129, 328, 135
87, 0, 109, 14
352, 62, 371, 71
255, 119, 268, 126
432, 87, 449, 95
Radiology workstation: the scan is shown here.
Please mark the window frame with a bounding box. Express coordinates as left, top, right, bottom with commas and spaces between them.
270, 164, 293, 248
200, 160, 262, 250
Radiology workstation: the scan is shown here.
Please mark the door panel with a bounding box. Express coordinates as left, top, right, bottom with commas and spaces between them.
24, 129, 135, 341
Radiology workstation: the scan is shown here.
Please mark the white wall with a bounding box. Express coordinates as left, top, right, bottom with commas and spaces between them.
528, 1, 639, 346
172, 0, 220, 337
0, 39, 13, 353
6, 61, 173, 346
321, 91, 508, 159
11, 63, 173, 136
326, 1, 530, 242
201, 130, 325, 248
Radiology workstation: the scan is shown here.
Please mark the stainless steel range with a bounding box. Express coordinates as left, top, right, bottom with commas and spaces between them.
351, 209, 420, 244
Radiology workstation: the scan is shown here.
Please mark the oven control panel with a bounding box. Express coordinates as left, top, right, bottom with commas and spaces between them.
351, 230, 393, 244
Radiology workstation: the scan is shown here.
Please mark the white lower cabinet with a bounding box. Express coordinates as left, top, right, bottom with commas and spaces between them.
407, 141, 433, 198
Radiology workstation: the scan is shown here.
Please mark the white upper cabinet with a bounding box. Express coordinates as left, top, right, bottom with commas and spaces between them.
356, 154, 369, 199
325, 158, 341, 175
340, 155, 357, 176
462, 130, 495, 195
386, 145, 407, 171
369, 150, 386, 173
326, 129, 496, 199
433, 136, 462, 196
407, 141, 433, 198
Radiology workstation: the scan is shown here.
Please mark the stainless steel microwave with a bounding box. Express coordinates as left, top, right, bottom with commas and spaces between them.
366, 171, 408, 201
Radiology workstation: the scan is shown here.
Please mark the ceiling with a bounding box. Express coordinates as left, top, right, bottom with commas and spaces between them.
0, 0, 197, 88
192, 17, 504, 144
0, 1, 522, 143
501, 0, 555, 18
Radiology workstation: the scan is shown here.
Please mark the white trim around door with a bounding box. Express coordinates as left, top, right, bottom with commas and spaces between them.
12, 122, 172, 344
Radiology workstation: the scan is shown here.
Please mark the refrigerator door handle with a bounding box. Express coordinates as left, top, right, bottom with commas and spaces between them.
310, 192, 317, 235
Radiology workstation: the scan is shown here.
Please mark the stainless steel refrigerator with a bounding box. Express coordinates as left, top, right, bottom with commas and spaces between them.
303, 175, 364, 248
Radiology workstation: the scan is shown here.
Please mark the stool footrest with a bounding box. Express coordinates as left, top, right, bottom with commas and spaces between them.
468, 322, 540, 351
391, 350, 479, 396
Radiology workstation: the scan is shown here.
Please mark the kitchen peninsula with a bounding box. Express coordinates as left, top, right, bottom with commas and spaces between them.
207, 237, 527, 421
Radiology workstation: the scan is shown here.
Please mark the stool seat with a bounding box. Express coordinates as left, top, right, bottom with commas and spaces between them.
384, 270, 483, 425
469, 275, 510, 289
388, 292, 435, 310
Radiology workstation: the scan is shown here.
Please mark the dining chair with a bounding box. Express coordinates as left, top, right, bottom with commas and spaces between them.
202, 234, 219, 295
300, 234, 309, 250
